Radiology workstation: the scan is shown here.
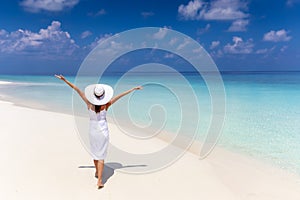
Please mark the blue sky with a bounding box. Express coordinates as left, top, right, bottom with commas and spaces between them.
0, 0, 299, 74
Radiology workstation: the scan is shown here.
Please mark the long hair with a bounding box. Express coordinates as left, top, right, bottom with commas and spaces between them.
95, 105, 101, 113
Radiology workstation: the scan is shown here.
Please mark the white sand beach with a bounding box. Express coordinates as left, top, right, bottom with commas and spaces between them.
1, 100, 300, 200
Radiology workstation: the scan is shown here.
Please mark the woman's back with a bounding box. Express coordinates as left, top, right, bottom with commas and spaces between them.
88, 108, 107, 121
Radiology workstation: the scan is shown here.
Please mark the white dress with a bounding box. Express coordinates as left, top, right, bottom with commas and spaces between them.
88, 108, 109, 160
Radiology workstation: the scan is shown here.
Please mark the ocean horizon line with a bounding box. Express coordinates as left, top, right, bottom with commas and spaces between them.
1, 70, 300, 76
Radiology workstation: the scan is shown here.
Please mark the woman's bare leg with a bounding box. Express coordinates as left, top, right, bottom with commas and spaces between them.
97, 160, 105, 188
93, 160, 98, 178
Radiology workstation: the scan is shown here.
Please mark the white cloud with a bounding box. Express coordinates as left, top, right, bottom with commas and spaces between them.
192, 47, 202, 53
286, 0, 300, 6
263, 29, 292, 42
96, 9, 106, 16
178, 0, 204, 20
141, 11, 154, 18
224, 36, 254, 54
228, 19, 249, 32
87, 34, 113, 50
176, 38, 190, 50
255, 46, 277, 55
81, 30, 92, 39
20, 0, 79, 12
210, 49, 224, 58
164, 53, 175, 58
153, 27, 168, 39
87, 38, 134, 58
169, 37, 178, 46
88, 9, 107, 17
256, 48, 268, 54
178, 0, 249, 21
0, 29, 7, 35
204, 0, 249, 20
197, 24, 210, 34
280, 45, 288, 52
210, 41, 220, 49
286, 0, 293, 6
0, 21, 78, 56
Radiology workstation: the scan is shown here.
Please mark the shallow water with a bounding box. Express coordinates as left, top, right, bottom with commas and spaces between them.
0, 72, 300, 174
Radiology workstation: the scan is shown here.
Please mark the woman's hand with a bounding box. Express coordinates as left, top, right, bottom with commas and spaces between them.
133, 86, 143, 90
54, 74, 90, 106
55, 74, 66, 81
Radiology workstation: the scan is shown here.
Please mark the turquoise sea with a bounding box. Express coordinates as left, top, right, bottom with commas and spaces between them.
0, 72, 300, 174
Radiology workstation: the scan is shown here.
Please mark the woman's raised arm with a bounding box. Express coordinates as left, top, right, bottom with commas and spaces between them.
107, 86, 143, 108
55, 74, 90, 106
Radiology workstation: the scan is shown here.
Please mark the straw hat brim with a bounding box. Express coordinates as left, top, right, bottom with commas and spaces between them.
84, 84, 114, 105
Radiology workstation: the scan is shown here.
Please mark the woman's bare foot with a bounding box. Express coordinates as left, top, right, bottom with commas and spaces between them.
97, 180, 104, 189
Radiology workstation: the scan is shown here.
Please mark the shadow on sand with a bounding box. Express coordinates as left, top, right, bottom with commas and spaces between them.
78, 162, 147, 184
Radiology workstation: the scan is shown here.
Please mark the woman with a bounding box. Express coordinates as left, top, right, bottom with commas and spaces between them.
55, 74, 142, 189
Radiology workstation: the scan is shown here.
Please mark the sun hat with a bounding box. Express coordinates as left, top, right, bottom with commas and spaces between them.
84, 84, 114, 105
